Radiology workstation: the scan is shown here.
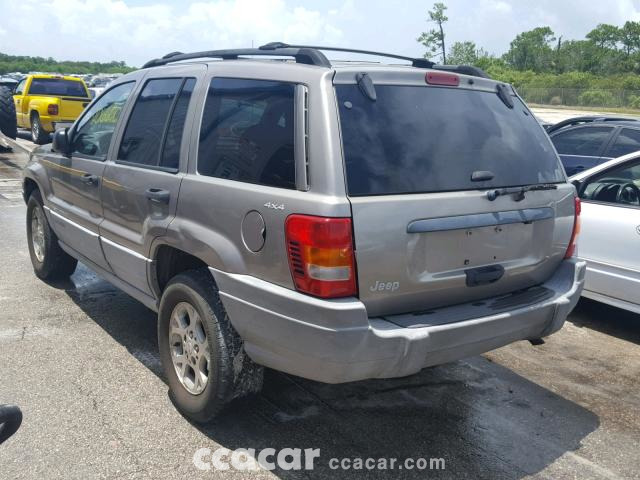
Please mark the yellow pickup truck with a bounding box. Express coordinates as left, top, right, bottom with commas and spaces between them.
13, 74, 91, 144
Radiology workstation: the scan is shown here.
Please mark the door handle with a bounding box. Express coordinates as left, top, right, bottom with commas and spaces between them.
145, 188, 170, 204
80, 173, 99, 185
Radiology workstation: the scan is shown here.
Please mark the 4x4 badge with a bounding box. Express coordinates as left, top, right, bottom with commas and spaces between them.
264, 202, 285, 211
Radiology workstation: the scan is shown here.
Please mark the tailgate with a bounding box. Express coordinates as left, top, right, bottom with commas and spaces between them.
58, 97, 90, 119
350, 187, 576, 317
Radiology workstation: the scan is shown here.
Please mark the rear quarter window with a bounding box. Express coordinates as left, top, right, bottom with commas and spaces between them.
198, 78, 296, 190
337, 84, 564, 196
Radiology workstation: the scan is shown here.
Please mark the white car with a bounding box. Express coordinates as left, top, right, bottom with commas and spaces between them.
571, 151, 640, 314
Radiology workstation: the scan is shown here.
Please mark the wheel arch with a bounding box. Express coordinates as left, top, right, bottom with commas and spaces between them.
150, 243, 216, 299
22, 176, 41, 204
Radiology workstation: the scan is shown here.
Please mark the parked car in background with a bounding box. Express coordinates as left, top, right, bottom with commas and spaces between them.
13, 74, 91, 144
87, 76, 114, 98
571, 152, 640, 314
549, 116, 640, 176
22, 43, 584, 422
0, 77, 18, 89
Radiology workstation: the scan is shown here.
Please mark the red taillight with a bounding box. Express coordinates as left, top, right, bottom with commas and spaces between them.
47, 104, 58, 115
285, 214, 357, 298
425, 71, 459, 86
565, 197, 581, 258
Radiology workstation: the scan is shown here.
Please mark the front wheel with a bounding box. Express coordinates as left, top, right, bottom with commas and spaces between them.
158, 269, 263, 423
26, 190, 78, 280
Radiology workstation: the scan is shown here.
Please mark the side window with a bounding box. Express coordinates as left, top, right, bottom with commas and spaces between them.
552, 127, 613, 156
71, 82, 134, 160
581, 160, 640, 206
606, 128, 640, 158
198, 78, 295, 189
14, 79, 26, 95
118, 78, 194, 170
160, 78, 196, 170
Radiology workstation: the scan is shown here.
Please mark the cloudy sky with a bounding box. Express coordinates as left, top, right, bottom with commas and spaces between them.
1, 0, 639, 67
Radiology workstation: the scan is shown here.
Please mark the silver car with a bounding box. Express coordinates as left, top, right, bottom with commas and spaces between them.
22, 43, 585, 422
571, 151, 640, 314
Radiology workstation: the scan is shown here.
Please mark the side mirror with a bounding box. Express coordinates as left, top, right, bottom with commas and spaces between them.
0, 404, 22, 445
52, 128, 71, 156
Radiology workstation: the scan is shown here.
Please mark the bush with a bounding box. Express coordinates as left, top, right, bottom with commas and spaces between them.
578, 90, 616, 107
627, 95, 640, 109
549, 96, 563, 105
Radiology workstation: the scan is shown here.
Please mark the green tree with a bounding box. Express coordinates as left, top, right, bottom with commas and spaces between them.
503, 27, 556, 72
447, 41, 476, 64
586, 23, 620, 49
447, 41, 491, 66
417, 2, 448, 62
620, 21, 640, 56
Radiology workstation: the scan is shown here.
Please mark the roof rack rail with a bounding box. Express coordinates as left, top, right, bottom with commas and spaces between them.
259, 42, 435, 68
142, 47, 332, 69
142, 42, 490, 78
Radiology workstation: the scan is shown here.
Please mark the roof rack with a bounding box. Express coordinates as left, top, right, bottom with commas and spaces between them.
142, 47, 332, 69
259, 42, 435, 68
142, 42, 489, 78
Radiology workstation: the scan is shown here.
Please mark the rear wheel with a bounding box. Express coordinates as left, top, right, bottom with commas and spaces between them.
30, 112, 49, 145
158, 269, 263, 423
26, 190, 77, 280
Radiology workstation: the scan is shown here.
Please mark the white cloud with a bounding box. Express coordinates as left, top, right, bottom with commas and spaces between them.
0, 0, 344, 66
2, 0, 640, 66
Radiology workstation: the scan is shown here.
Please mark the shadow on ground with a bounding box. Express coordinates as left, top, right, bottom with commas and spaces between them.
570, 298, 640, 346
57, 264, 600, 479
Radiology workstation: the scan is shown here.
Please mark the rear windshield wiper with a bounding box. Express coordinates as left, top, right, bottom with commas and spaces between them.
487, 183, 558, 201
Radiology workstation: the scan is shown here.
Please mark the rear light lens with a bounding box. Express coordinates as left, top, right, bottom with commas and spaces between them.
425, 71, 459, 86
565, 197, 581, 258
285, 214, 357, 298
47, 104, 58, 115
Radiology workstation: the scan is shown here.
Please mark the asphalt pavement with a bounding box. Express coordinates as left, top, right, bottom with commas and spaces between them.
1, 137, 640, 479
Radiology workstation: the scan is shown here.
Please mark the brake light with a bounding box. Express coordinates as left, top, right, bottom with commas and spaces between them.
285, 214, 357, 298
47, 104, 58, 115
564, 197, 581, 258
425, 71, 459, 86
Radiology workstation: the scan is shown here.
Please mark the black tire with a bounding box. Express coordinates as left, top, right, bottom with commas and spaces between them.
158, 269, 263, 423
0, 86, 17, 140
30, 112, 49, 145
26, 190, 78, 280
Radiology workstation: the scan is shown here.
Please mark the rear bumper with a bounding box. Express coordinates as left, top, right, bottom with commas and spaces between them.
213, 258, 585, 384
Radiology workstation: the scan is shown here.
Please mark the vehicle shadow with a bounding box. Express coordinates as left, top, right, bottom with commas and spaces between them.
570, 298, 640, 346
59, 264, 600, 479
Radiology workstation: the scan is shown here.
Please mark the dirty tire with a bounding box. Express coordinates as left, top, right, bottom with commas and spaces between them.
26, 190, 78, 280
30, 112, 49, 145
0, 86, 17, 140
158, 268, 263, 423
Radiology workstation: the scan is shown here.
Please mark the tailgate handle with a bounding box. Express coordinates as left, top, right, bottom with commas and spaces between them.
465, 265, 504, 287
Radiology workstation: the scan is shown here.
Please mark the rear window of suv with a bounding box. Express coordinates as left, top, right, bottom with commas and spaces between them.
29, 78, 88, 97
336, 84, 564, 196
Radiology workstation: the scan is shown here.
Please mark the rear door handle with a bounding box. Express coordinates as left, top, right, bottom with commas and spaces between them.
145, 188, 170, 204
80, 173, 99, 185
